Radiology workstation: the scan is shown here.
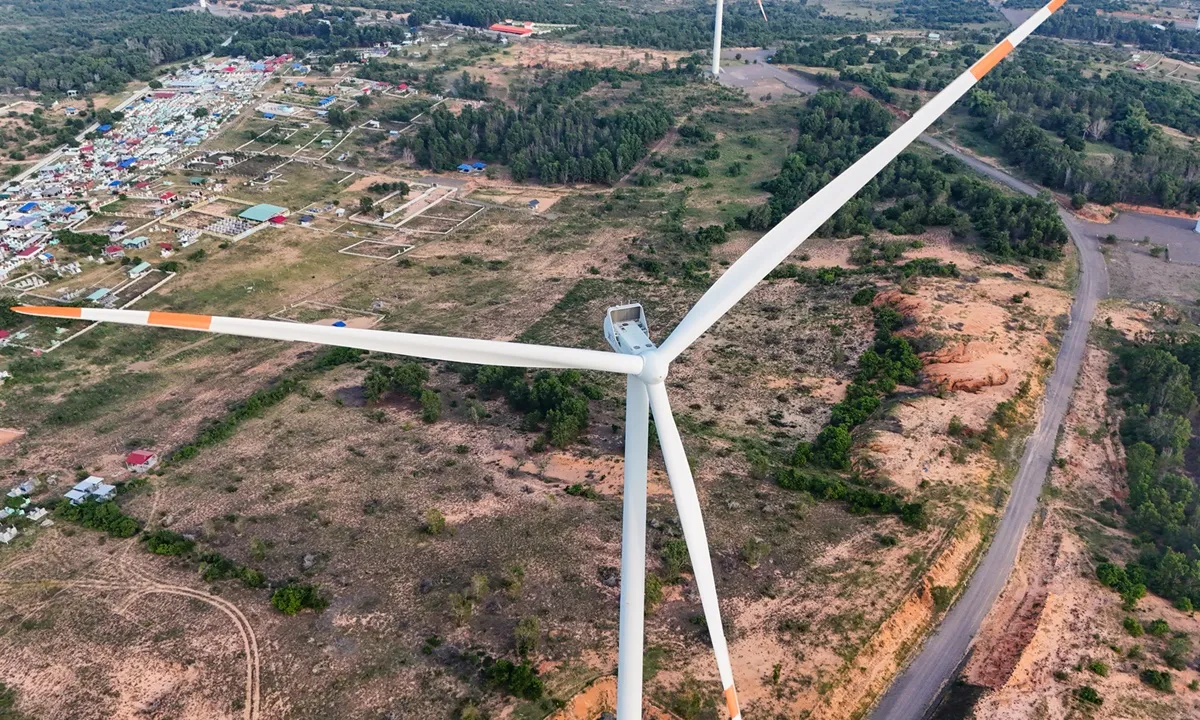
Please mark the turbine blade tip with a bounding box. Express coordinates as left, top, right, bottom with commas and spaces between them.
12, 306, 83, 319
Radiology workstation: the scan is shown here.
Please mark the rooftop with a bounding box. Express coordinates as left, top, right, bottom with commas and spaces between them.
240, 203, 288, 223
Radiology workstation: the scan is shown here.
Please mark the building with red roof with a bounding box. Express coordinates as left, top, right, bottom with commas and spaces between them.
125, 450, 158, 472
489, 23, 534, 36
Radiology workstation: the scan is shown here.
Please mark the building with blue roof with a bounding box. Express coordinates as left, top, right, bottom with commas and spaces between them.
457, 163, 473, 172
17, 202, 37, 213
318, 96, 336, 107
118, 158, 137, 168
472, 161, 487, 170
97, 124, 112, 133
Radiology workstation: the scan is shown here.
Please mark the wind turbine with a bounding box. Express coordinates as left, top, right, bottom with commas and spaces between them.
712, 0, 770, 78
13, 3, 1065, 717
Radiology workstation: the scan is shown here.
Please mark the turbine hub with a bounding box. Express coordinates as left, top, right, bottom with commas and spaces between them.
636, 350, 669, 385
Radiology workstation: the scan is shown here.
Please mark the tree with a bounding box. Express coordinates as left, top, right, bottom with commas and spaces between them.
327, 106, 351, 129
420, 389, 441, 423
424, 508, 446, 535
813, 426, 852, 470
514, 616, 539, 657
193, 107, 209, 118
358, 196, 375, 214
148, 79, 163, 89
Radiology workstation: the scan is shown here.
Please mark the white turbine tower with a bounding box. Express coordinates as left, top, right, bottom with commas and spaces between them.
712, 0, 770, 77
13, 3, 1066, 716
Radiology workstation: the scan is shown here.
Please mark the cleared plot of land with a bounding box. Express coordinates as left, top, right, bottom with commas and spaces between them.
338, 239, 413, 259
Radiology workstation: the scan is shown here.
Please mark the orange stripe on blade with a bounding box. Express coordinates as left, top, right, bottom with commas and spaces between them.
970, 40, 1014, 80
12, 306, 82, 319
1048, 0, 1067, 11
725, 686, 740, 718
147, 311, 212, 330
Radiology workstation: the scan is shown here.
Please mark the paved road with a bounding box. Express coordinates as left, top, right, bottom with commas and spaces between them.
869, 136, 1109, 720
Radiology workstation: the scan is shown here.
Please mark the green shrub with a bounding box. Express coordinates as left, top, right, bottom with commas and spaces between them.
1087, 660, 1109, 677
55, 499, 139, 538
142, 529, 194, 556
1123, 616, 1144, 637
271, 583, 328, 615
1140, 668, 1173, 693
482, 658, 543, 700
1076, 685, 1102, 705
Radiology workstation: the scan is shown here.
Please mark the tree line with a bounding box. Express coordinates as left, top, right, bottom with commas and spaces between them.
394, 68, 676, 184
743, 91, 1068, 259
1101, 335, 1200, 609
1040, 8, 1200, 55
966, 44, 1200, 209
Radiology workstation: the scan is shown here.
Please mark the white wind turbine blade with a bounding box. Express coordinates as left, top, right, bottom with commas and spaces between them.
11, 306, 643, 375
661, 0, 1067, 362
756, 0, 768, 23
647, 382, 741, 719
616, 377, 651, 718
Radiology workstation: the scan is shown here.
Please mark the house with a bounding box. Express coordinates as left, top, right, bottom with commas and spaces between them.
269, 215, 286, 225
127, 261, 152, 278
122, 236, 150, 249
125, 450, 158, 472
472, 161, 487, 171
239, 203, 288, 223
457, 163, 473, 172
189, 177, 207, 186
6, 480, 34, 496
6, 480, 34, 498
0, 527, 17, 544
65, 476, 116, 504
26, 507, 47, 522
86, 288, 110, 303
927, 32, 941, 42
528, 199, 540, 210
159, 191, 177, 203
102, 245, 124, 258
0, 330, 9, 347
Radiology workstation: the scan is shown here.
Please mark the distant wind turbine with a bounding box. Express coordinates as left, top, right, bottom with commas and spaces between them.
13, 2, 1067, 716
711, 0, 769, 77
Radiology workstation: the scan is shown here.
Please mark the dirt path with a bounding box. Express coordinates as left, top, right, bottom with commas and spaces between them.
621, 128, 677, 183
869, 137, 1109, 719
0, 533, 263, 720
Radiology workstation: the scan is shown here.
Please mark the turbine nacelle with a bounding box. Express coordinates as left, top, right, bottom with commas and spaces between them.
604, 304, 668, 384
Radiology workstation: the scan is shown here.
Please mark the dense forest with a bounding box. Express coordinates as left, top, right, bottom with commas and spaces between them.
1100, 335, 1200, 609
892, 0, 1003, 29
743, 91, 1068, 259
771, 36, 1200, 210
394, 68, 676, 184
0, 2, 411, 95
966, 43, 1200, 208
1040, 9, 1200, 55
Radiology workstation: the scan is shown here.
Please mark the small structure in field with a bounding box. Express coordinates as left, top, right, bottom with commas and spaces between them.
125, 450, 159, 472
0, 527, 17, 544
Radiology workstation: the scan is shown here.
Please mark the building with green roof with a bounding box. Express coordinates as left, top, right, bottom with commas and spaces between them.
239, 203, 288, 223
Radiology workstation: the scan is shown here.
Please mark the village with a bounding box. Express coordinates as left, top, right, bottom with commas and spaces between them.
0, 25, 528, 357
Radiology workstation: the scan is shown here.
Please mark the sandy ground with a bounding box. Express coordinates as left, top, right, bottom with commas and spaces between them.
492, 41, 688, 73
968, 313, 1200, 719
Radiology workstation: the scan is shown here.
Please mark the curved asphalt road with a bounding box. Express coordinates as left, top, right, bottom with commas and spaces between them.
869, 136, 1109, 720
